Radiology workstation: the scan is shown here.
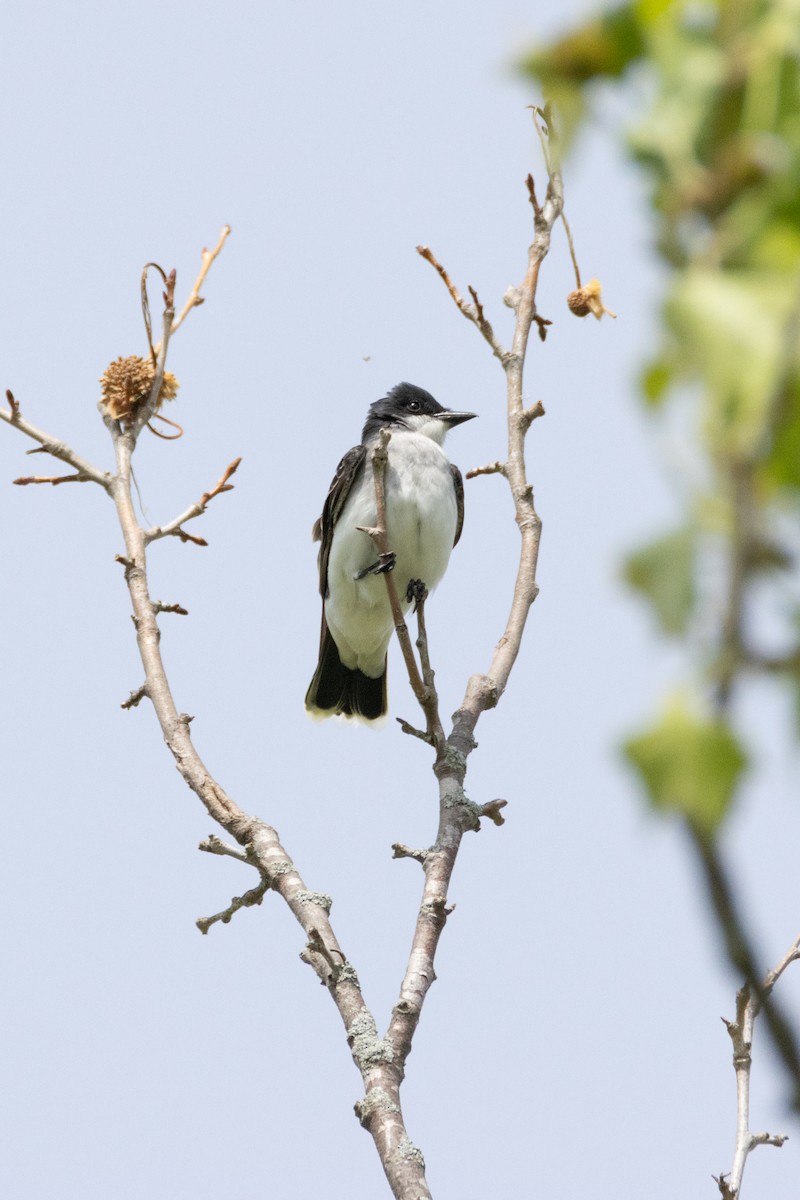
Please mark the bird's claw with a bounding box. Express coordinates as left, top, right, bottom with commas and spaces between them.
406, 579, 428, 610
356, 551, 396, 579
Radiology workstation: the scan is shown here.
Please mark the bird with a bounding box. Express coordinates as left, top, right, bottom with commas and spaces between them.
305, 382, 476, 722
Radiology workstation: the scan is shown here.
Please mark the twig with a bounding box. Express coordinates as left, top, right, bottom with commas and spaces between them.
465, 460, 506, 480
416, 245, 511, 365
0, 407, 111, 489
172, 528, 208, 547
359, 430, 434, 719
521, 400, 546, 430
392, 844, 430, 864
715, 934, 800, 1198
560, 210, 581, 289
153, 601, 189, 616
526, 173, 541, 218
198, 833, 253, 865
196, 878, 270, 935
13, 473, 94, 486
396, 717, 435, 745
132, 271, 176, 440
145, 457, 241, 545
121, 683, 148, 710
171, 225, 231, 336
690, 826, 800, 1110
199, 456, 242, 506
479, 799, 508, 827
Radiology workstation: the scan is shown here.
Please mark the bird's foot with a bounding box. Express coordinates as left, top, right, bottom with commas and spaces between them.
356, 551, 396, 579
406, 579, 428, 611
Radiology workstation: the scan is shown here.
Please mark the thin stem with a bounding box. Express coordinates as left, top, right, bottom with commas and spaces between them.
170, 225, 231, 336
716, 935, 799, 1198
0, 406, 111, 489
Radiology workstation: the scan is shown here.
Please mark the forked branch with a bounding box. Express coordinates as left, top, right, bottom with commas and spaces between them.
715, 934, 800, 1198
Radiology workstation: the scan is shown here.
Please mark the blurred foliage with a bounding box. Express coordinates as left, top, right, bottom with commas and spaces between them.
522, 0, 800, 833
623, 695, 748, 831
623, 525, 695, 633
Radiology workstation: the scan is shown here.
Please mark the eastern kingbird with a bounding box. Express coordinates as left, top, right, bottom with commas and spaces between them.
305, 382, 476, 722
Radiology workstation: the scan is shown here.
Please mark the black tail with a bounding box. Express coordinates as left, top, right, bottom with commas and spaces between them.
305, 620, 387, 721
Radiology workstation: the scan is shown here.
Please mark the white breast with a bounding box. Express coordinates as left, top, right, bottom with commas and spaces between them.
325, 432, 458, 676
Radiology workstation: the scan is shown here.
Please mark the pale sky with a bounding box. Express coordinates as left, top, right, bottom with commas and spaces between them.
1, 2, 798, 1197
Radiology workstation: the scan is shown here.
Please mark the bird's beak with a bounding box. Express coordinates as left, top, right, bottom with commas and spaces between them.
440, 410, 477, 427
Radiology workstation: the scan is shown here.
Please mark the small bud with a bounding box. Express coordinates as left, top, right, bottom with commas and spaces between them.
567, 278, 617, 321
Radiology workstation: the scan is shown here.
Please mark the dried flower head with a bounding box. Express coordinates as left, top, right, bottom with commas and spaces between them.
99, 356, 179, 421
567, 278, 617, 321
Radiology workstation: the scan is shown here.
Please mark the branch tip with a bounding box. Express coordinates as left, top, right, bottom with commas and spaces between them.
392, 843, 430, 864
121, 684, 148, 710
465, 461, 506, 481
479, 799, 508, 827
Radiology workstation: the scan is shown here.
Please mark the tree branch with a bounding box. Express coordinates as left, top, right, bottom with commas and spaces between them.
715, 934, 800, 1198
690, 826, 800, 1112
416, 245, 511, 365
145, 457, 241, 545
384, 116, 564, 1101
0, 405, 111, 489
170, 225, 231, 336
359, 429, 445, 748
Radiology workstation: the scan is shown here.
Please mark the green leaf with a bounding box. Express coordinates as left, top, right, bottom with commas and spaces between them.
640, 357, 674, 407
761, 378, 800, 493
519, 4, 645, 87
623, 698, 748, 833
665, 267, 800, 458
623, 527, 695, 635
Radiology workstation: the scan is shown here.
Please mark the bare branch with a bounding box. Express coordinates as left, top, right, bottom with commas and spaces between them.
416, 244, 510, 364
396, 717, 435, 745
171, 225, 231, 336
361, 429, 444, 744
525, 172, 541, 218
13, 472, 95, 486
145, 457, 241, 545
384, 113, 565, 1102
100, 272, 435, 1198
121, 683, 148, 710
718, 934, 800, 1197
392, 844, 430, 864
479, 799, 508, 827
199, 456, 242, 506
690, 828, 800, 1109
465, 460, 506, 481
173, 528, 209, 547
0, 406, 111, 489
560, 210, 582, 289
198, 833, 253, 865
196, 877, 270, 935
132, 271, 176, 440
521, 400, 546, 430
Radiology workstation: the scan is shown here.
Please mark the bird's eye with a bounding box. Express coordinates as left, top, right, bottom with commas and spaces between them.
407, 399, 421, 412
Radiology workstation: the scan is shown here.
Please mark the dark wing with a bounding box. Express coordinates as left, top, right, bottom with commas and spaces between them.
450, 463, 465, 547
313, 444, 367, 598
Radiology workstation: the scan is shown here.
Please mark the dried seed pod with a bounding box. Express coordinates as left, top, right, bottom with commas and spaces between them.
566, 278, 617, 321
100, 356, 179, 421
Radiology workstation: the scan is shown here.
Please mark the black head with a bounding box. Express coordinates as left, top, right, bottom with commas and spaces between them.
361, 382, 476, 445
